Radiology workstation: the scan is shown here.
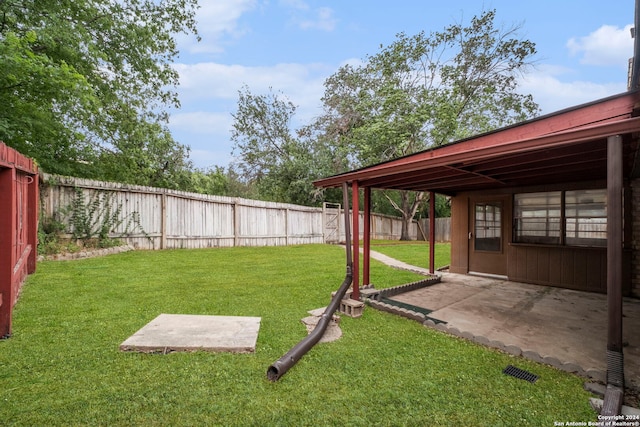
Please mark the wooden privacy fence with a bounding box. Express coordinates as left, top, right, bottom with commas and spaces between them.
323, 205, 451, 243
0, 142, 38, 338
41, 174, 451, 250
41, 175, 325, 250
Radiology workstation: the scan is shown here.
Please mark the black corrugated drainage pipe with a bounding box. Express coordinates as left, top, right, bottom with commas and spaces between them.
267, 182, 354, 382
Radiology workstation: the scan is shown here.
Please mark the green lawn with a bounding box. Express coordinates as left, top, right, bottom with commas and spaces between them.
370, 240, 452, 270
0, 245, 596, 426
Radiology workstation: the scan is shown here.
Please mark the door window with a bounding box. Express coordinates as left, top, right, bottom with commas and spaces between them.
474, 202, 502, 252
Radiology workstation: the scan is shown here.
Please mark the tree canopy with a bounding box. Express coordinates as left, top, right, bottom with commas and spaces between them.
317, 10, 539, 235
0, 0, 199, 187
231, 10, 539, 233
230, 86, 329, 205
2, 4, 542, 214
316, 10, 539, 168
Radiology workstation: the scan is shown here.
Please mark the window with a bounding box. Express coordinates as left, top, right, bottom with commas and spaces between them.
514, 189, 606, 247
514, 192, 561, 245
565, 189, 607, 247
475, 202, 502, 251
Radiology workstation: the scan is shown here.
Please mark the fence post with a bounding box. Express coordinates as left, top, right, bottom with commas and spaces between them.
285, 208, 289, 246
338, 205, 341, 243
234, 200, 240, 247
161, 193, 167, 249
322, 202, 326, 243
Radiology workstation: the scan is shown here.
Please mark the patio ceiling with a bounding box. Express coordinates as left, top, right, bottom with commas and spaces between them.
314, 91, 640, 196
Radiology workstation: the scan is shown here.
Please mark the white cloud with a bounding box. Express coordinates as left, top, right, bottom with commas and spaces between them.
178, 0, 259, 55
189, 148, 233, 169
173, 61, 330, 117
170, 112, 233, 135
297, 7, 337, 31
169, 60, 335, 168
169, 112, 236, 168
518, 65, 626, 114
279, 0, 337, 32
339, 57, 365, 68
278, 0, 309, 10
567, 24, 633, 67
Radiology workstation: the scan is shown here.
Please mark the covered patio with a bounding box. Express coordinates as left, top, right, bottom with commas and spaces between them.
314, 90, 640, 414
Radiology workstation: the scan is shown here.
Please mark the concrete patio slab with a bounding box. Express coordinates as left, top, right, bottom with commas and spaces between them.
120, 314, 261, 354
388, 272, 640, 389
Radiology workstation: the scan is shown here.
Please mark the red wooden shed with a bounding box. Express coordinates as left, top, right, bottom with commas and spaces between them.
0, 142, 39, 338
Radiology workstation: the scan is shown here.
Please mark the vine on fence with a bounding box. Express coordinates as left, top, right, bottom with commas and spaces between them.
68, 187, 149, 246
38, 187, 149, 255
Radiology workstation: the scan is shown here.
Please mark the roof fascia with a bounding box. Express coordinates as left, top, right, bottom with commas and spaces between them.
314, 115, 640, 188
314, 91, 640, 188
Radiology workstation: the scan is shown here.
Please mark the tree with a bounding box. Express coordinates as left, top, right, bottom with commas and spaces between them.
188, 166, 231, 196
230, 86, 326, 205
0, 0, 199, 187
314, 9, 539, 239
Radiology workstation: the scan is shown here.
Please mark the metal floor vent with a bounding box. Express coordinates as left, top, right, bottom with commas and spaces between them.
503, 365, 538, 383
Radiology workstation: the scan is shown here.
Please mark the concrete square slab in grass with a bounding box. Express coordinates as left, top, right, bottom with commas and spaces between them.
120, 314, 261, 354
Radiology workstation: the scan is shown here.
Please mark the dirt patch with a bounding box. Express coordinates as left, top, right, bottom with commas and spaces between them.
38, 244, 134, 261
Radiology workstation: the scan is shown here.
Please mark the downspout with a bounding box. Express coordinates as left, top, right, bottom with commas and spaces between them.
267, 182, 354, 381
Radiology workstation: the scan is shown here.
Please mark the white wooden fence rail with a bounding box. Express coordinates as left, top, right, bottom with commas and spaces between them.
41, 174, 450, 249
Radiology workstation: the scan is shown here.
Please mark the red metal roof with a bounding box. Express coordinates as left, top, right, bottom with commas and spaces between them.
313, 91, 640, 195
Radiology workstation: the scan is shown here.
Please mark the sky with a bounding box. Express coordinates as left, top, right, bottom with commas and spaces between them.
168, 0, 635, 170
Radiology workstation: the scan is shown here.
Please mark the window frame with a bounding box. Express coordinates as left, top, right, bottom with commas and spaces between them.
513, 189, 607, 248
